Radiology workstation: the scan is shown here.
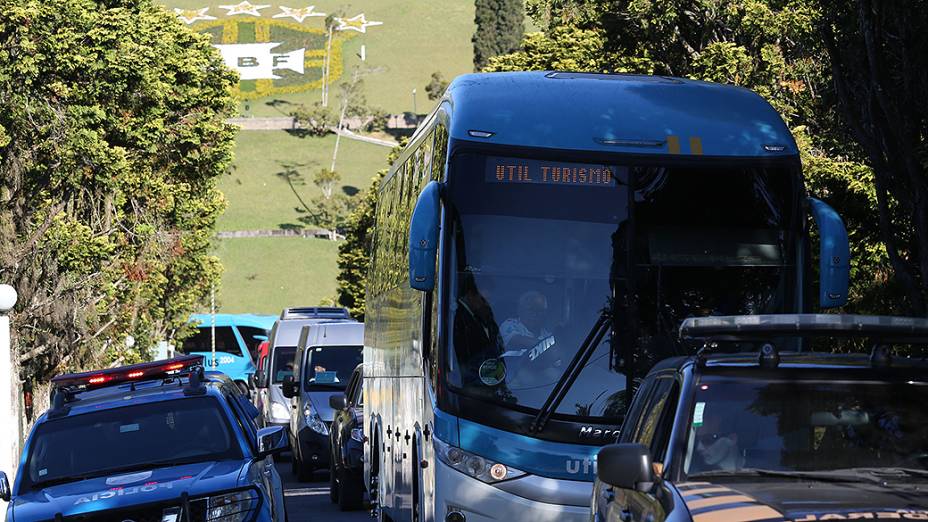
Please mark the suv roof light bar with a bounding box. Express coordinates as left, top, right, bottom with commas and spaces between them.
51, 354, 204, 394
280, 306, 351, 320
680, 314, 928, 341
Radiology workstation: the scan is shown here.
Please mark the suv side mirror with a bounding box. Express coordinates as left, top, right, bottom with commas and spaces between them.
597, 444, 656, 492
408, 181, 441, 292
329, 394, 347, 410
254, 371, 267, 389
281, 376, 298, 398
0, 470, 10, 502
256, 426, 289, 459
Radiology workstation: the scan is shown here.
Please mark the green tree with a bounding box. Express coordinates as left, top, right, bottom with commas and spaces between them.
336, 141, 406, 319
291, 102, 336, 137
489, 0, 891, 313
473, 0, 525, 70
313, 168, 341, 200
0, 0, 237, 383
819, 0, 928, 315
425, 72, 450, 101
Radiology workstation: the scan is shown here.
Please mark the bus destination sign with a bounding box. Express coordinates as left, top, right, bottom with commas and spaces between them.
486, 157, 619, 188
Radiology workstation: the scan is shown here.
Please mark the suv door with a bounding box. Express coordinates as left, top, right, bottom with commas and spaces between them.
608, 375, 679, 522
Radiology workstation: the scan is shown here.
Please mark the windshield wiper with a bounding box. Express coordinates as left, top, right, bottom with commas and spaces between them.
529, 310, 611, 433
31, 457, 209, 490
690, 468, 885, 484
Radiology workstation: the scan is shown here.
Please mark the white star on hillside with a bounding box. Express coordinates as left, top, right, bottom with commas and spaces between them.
334, 13, 383, 33
218, 1, 270, 16
273, 5, 326, 23
174, 7, 216, 24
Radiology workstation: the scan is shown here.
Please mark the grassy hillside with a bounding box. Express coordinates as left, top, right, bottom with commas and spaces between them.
218, 131, 389, 231
215, 237, 339, 313
162, 0, 475, 115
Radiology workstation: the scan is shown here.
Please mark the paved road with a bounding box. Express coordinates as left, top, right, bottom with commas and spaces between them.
276, 457, 370, 522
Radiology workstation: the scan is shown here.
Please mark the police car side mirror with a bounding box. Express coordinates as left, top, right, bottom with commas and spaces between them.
597, 444, 655, 492
0, 470, 10, 502
256, 426, 289, 459
281, 376, 298, 398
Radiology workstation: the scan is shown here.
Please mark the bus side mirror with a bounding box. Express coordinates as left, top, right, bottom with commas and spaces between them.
409, 181, 441, 292
809, 198, 849, 309
0, 471, 9, 502
282, 376, 298, 398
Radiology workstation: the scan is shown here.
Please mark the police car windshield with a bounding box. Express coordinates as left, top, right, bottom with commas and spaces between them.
303, 345, 362, 390
23, 397, 241, 490
685, 375, 928, 477
271, 346, 296, 384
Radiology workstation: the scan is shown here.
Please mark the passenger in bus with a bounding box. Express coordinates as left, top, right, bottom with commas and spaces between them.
453, 276, 503, 377
500, 291, 553, 352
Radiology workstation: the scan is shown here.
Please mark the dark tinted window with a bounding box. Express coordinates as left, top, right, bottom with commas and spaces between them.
23, 397, 240, 490
632, 377, 675, 451
303, 345, 363, 390
272, 346, 296, 384
237, 326, 268, 361
685, 375, 928, 476
181, 326, 242, 356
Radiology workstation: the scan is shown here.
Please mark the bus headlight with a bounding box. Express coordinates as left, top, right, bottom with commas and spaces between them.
433, 436, 525, 484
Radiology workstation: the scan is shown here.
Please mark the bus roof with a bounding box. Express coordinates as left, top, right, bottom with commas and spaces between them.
441, 72, 797, 159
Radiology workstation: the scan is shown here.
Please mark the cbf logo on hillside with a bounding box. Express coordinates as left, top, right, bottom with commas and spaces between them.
174, 1, 382, 99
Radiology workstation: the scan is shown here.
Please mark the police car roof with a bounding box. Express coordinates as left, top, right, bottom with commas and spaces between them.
44, 374, 228, 421
651, 352, 928, 374
441, 71, 797, 158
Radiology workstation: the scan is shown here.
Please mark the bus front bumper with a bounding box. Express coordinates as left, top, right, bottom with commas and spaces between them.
434, 458, 590, 522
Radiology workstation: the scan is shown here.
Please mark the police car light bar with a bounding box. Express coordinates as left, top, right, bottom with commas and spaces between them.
680, 314, 928, 340
51, 354, 204, 392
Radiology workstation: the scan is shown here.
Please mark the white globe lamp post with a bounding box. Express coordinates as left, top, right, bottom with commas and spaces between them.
0, 284, 18, 491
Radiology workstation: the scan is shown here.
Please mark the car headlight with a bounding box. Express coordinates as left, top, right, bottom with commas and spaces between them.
433, 436, 526, 484
350, 428, 364, 443
270, 402, 290, 421
192, 489, 260, 522
303, 400, 328, 436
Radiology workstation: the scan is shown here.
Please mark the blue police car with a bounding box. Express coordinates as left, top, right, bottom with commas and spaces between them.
0, 355, 289, 522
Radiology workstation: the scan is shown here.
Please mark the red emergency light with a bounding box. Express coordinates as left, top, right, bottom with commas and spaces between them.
51, 355, 204, 392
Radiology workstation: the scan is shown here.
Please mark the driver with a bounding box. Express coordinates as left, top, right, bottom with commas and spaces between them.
695, 413, 743, 472
500, 291, 552, 352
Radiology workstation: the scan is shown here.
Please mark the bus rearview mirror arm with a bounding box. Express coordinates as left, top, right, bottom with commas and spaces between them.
409, 181, 442, 292
809, 197, 849, 309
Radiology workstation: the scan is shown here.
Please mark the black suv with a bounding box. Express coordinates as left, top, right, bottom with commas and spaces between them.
327, 364, 365, 510
592, 314, 928, 522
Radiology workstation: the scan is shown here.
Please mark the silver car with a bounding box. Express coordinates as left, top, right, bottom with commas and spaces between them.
282, 321, 364, 481
255, 307, 353, 431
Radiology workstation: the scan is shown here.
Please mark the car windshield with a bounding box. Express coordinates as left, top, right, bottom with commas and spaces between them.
23, 397, 241, 490
303, 345, 363, 390
445, 152, 798, 421
271, 346, 296, 384
685, 374, 928, 476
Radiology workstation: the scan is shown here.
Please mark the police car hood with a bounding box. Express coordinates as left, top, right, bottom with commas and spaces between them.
12, 460, 247, 520
678, 479, 928, 521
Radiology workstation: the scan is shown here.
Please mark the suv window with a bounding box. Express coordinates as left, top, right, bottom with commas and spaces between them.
237, 326, 268, 361
631, 377, 676, 454
181, 326, 242, 356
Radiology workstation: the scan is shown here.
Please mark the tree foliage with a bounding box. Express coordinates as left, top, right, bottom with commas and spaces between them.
425, 72, 450, 101
0, 0, 237, 380
336, 141, 406, 320
820, 0, 928, 314
473, 0, 525, 70
290, 102, 336, 137
489, 0, 894, 313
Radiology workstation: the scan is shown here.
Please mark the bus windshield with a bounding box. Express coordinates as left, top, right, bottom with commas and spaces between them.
445, 152, 798, 422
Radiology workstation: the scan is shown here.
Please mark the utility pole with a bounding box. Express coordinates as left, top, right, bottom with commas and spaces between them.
322, 26, 334, 107
0, 284, 19, 485
412, 88, 418, 127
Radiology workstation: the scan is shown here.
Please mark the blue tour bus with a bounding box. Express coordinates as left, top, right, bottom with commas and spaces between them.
363, 72, 850, 522
182, 313, 277, 391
